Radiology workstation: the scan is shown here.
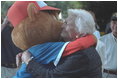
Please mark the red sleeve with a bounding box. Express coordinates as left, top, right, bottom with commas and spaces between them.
62, 34, 96, 57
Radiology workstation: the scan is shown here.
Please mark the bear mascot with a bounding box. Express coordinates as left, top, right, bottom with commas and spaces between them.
7, 1, 96, 78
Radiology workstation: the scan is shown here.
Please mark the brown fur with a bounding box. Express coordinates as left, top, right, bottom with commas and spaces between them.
11, 3, 63, 50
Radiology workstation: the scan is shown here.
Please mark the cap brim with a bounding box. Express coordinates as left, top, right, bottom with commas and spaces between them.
40, 6, 60, 11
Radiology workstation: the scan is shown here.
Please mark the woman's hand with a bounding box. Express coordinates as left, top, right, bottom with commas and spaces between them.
16, 52, 22, 67
21, 50, 32, 65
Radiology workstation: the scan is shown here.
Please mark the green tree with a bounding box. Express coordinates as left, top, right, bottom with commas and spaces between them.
45, 1, 85, 18
1, 1, 14, 20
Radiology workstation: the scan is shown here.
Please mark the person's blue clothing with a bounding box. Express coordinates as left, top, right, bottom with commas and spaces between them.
13, 42, 69, 78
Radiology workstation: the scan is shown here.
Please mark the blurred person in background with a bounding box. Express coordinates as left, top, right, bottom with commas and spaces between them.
1, 16, 22, 78
96, 12, 117, 78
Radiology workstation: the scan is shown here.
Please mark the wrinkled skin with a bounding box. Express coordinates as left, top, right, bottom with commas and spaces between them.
61, 15, 79, 41
12, 11, 63, 50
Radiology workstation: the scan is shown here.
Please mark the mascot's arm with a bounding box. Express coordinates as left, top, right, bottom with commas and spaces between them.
62, 34, 97, 57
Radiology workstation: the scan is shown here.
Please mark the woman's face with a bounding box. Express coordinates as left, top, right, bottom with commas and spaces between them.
61, 15, 79, 41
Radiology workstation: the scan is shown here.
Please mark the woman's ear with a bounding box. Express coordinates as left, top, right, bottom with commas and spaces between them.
27, 3, 38, 21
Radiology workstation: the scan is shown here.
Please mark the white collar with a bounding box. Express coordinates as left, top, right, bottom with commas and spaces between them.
111, 33, 117, 42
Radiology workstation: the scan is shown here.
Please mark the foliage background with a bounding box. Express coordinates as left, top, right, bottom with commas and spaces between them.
1, 1, 117, 32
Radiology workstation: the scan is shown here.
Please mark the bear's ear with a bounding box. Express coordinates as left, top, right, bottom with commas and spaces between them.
27, 3, 38, 21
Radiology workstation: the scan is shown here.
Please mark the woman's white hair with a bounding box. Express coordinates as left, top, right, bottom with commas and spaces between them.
68, 9, 96, 34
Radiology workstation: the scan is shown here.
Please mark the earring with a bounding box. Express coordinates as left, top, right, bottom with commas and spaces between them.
76, 35, 79, 38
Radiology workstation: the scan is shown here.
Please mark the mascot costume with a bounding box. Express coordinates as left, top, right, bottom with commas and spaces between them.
7, 1, 96, 78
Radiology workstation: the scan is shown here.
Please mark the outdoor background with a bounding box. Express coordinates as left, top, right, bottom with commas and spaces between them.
1, 1, 117, 34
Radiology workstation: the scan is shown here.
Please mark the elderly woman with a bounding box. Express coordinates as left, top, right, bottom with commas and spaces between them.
21, 9, 102, 78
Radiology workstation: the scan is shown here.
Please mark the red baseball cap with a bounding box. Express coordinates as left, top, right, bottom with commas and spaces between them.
7, 1, 60, 27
